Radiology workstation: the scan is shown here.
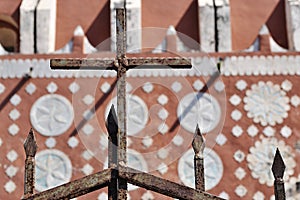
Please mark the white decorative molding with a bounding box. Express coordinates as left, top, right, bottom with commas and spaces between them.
253, 191, 265, 200
244, 81, 290, 126
247, 125, 259, 137
216, 0, 232, 52
153, 26, 190, 53
0, 83, 5, 94
0, 55, 300, 78
25, 82, 37, 95
215, 133, 227, 146
67, 136, 79, 148
110, 0, 141, 53
178, 148, 223, 190
45, 137, 56, 148
35, 149, 72, 191
157, 94, 168, 105
233, 150, 245, 163
6, 150, 18, 162
247, 137, 296, 186
235, 185, 247, 197
177, 92, 221, 133
20, 0, 39, 54
8, 124, 20, 136
30, 94, 74, 137
9, 109, 20, 121
4, 180, 16, 194
46, 82, 58, 93
235, 80, 247, 91
36, 0, 57, 53
142, 82, 154, 93
105, 94, 148, 135
285, 0, 300, 51
234, 167, 246, 180
198, 0, 215, 52
5, 165, 18, 178
172, 135, 184, 146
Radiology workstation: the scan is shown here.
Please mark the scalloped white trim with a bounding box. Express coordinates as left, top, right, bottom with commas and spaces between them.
0, 55, 300, 78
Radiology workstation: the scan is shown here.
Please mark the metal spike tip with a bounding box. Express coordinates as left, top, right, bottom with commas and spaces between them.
24, 128, 38, 157
105, 105, 118, 135
272, 148, 286, 179
192, 125, 205, 157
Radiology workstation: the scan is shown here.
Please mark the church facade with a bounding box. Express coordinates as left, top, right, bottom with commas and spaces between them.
0, 0, 300, 199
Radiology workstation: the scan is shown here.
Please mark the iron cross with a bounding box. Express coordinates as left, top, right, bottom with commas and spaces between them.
51, 8, 191, 200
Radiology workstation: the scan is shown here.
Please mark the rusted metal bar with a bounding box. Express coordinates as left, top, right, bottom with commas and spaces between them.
50, 58, 115, 70
126, 57, 192, 69
272, 148, 286, 200
106, 105, 119, 200
23, 128, 38, 199
22, 169, 111, 200
116, 8, 128, 199
192, 125, 205, 191
119, 166, 224, 200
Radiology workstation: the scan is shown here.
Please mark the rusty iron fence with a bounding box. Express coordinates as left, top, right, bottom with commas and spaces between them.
21, 122, 286, 200
21, 7, 287, 200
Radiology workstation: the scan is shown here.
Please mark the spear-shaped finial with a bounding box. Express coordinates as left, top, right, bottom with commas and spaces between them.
23, 128, 37, 198
24, 128, 37, 157
106, 105, 119, 199
192, 125, 205, 191
272, 148, 286, 179
106, 104, 119, 138
272, 148, 286, 200
192, 124, 205, 158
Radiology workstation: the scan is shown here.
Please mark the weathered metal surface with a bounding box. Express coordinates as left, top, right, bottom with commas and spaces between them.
106, 105, 119, 200
50, 58, 115, 70
192, 125, 205, 191
272, 148, 286, 200
23, 128, 38, 198
116, 8, 128, 200
119, 166, 224, 200
22, 169, 111, 200
126, 57, 192, 69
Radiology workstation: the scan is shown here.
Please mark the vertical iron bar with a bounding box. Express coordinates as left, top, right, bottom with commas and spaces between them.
272, 148, 286, 200
116, 8, 128, 200
106, 105, 119, 200
192, 125, 205, 191
23, 128, 38, 198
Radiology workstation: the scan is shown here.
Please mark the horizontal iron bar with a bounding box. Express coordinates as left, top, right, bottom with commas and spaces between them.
21, 168, 111, 200
126, 57, 192, 69
50, 58, 115, 70
119, 166, 224, 200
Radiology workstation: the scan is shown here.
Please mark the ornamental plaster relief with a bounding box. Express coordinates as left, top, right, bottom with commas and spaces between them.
30, 94, 74, 137
244, 81, 290, 126
0, 56, 300, 78
247, 137, 296, 187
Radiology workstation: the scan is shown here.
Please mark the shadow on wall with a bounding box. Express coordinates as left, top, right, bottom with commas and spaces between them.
266, 0, 288, 49
176, 0, 200, 50
86, 0, 110, 51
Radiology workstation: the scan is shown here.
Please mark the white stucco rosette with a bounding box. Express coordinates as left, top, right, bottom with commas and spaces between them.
177, 92, 221, 133
244, 81, 290, 126
30, 94, 74, 136
247, 137, 296, 186
178, 148, 223, 190
35, 149, 72, 191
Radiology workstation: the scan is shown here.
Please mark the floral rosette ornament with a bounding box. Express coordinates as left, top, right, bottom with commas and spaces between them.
247, 137, 296, 186
244, 81, 290, 126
